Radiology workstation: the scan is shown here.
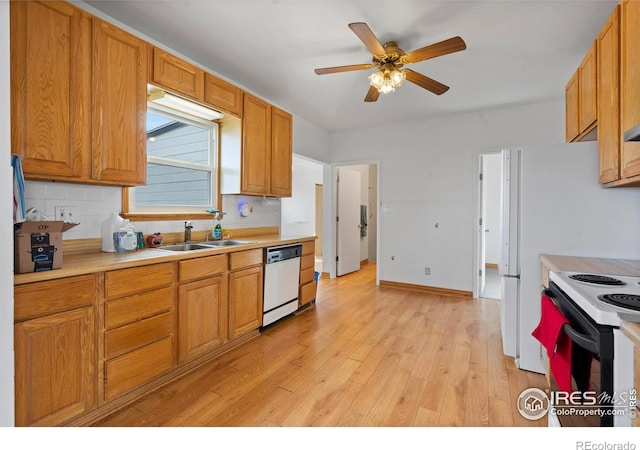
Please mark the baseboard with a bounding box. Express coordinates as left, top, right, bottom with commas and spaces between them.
360, 259, 368, 267
485, 263, 498, 269
321, 272, 330, 279
379, 280, 472, 298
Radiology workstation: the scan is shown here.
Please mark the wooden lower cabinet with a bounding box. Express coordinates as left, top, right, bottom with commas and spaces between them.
105, 336, 173, 401
178, 275, 228, 363
229, 265, 263, 339
298, 240, 317, 308
15, 306, 96, 426
103, 263, 175, 401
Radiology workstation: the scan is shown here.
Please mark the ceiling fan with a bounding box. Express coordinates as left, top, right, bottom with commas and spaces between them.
314, 22, 466, 102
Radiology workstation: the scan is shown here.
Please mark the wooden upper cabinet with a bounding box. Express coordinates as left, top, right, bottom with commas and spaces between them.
92, 18, 148, 186
579, 41, 598, 132
241, 93, 271, 195
151, 47, 205, 101
598, 6, 621, 184
204, 73, 243, 118
565, 40, 597, 143
270, 107, 293, 197
621, 0, 640, 179
565, 72, 580, 142
10, 0, 91, 181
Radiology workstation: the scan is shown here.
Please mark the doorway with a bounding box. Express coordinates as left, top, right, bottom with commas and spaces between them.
334, 163, 378, 279
478, 153, 502, 299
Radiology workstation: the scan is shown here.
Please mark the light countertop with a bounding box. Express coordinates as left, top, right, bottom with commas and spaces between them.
14, 234, 316, 285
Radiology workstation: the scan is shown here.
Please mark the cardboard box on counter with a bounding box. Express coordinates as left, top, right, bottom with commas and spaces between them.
14, 221, 79, 274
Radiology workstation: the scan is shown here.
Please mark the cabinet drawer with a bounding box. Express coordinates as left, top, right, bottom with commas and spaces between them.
105, 336, 173, 400
105, 311, 173, 359
105, 286, 173, 330
299, 281, 317, 307
230, 248, 263, 271
152, 47, 204, 100
301, 240, 315, 256
15, 274, 96, 322
300, 267, 315, 286
179, 254, 227, 283
105, 263, 174, 299
300, 254, 315, 271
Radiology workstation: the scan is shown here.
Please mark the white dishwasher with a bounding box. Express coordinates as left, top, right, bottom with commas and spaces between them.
263, 243, 302, 327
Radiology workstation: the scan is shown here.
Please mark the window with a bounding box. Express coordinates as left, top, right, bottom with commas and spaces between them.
124, 103, 219, 218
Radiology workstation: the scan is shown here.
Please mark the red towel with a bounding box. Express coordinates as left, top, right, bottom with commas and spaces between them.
532, 295, 573, 393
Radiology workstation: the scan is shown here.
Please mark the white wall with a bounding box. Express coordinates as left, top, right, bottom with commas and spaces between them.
329, 98, 640, 373
0, 1, 15, 426
482, 153, 501, 265
281, 155, 324, 237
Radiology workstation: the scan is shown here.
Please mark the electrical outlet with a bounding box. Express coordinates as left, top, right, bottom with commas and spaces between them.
54, 206, 76, 222
425, 267, 431, 275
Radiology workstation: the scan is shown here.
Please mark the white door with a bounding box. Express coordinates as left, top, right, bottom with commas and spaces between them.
336, 167, 361, 276
499, 148, 521, 359
478, 161, 486, 295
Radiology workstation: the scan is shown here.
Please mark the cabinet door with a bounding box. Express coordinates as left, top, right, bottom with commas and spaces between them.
241, 94, 271, 195
270, 107, 293, 197
10, 0, 91, 181
578, 41, 597, 133
15, 307, 96, 426
204, 73, 243, 117
621, 0, 640, 179
229, 265, 263, 339
598, 6, 621, 184
152, 47, 204, 101
565, 72, 579, 142
92, 18, 147, 186
178, 276, 228, 363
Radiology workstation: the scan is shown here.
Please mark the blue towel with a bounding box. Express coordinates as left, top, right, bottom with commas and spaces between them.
12, 155, 26, 224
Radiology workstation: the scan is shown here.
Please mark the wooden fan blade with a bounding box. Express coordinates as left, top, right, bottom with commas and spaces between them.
405, 69, 449, 95
314, 64, 373, 75
402, 36, 466, 64
364, 85, 380, 102
348, 22, 386, 56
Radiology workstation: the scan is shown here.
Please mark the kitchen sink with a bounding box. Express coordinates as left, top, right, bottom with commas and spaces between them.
157, 241, 254, 251
157, 243, 216, 252
203, 240, 254, 247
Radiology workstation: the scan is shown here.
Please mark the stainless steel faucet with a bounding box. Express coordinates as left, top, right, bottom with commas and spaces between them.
184, 221, 193, 243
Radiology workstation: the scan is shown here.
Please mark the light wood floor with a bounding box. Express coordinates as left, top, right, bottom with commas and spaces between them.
96, 263, 548, 427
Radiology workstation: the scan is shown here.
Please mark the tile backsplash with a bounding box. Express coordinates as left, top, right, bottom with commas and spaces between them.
23, 181, 281, 240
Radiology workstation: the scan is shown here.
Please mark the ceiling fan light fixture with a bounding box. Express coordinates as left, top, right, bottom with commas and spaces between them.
369, 68, 406, 94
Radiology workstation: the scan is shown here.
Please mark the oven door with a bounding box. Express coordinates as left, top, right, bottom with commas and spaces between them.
545, 283, 614, 427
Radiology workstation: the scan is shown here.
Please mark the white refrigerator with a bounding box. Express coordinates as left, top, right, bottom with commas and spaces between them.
499, 148, 521, 363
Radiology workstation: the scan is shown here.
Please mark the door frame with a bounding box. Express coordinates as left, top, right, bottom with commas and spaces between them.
473, 150, 505, 299
325, 159, 381, 284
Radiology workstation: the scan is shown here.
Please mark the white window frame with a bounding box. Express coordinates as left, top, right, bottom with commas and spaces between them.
127, 103, 219, 214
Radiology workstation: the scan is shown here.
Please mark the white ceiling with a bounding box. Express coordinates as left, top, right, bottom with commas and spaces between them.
84, 0, 617, 133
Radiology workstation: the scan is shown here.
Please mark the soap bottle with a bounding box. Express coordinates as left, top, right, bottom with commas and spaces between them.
101, 212, 124, 253
113, 219, 137, 253
214, 221, 222, 240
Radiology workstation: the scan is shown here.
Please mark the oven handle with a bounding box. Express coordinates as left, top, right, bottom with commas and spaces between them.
562, 324, 599, 354
542, 289, 600, 354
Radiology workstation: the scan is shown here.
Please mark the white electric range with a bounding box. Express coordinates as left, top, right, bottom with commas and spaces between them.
547, 270, 639, 427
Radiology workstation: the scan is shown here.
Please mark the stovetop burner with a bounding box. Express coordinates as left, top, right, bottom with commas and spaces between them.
568, 274, 626, 286
598, 293, 640, 310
